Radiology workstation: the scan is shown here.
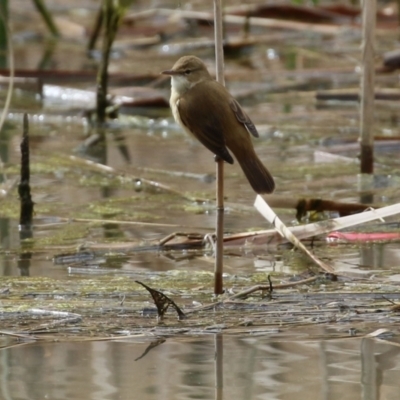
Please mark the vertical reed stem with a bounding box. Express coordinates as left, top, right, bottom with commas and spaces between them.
360, 0, 376, 174
213, 0, 225, 295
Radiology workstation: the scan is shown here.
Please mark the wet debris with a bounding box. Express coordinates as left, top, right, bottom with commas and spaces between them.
135, 280, 186, 320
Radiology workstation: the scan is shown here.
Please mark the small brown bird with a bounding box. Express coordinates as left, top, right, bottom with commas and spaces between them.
162, 55, 275, 194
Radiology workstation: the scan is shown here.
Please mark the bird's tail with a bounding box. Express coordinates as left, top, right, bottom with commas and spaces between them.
236, 154, 275, 194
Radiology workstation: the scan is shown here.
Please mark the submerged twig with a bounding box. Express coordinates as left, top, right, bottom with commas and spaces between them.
68, 155, 206, 201
136, 166, 214, 183
159, 232, 204, 246
26, 317, 82, 333
0, 330, 36, 340
28, 309, 82, 319
58, 217, 183, 229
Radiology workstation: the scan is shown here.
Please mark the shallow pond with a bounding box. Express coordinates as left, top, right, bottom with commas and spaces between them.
1, 0, 400, 398
2, 333, 400, 400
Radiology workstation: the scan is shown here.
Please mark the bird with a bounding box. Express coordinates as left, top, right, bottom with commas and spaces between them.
162, 55, 275, 194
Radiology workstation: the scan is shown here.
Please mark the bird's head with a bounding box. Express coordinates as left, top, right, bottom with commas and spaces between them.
162, 56, 212, 94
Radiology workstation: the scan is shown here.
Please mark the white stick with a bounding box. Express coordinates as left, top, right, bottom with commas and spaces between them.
255, 195, 335, 274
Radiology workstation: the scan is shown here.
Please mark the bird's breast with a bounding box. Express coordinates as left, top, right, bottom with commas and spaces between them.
170, 89, 182, 124
170, 89, 194, 138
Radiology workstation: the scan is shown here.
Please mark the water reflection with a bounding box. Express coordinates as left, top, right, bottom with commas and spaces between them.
331, 242, 400, 277
1, 334, 399, 400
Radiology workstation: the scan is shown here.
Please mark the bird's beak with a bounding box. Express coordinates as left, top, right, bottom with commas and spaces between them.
161, 69, 180, 76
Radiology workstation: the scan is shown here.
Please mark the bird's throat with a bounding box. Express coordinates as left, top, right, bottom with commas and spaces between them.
170, 75, 191, 96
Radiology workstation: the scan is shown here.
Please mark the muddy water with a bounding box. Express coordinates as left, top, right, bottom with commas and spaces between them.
2, 1, 400, 398
1, 334, 400, 400
0, 117, 399, 280
2, 2, 400, 290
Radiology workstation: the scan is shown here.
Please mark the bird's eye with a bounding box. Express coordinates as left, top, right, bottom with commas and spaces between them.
184, 69, 191, 75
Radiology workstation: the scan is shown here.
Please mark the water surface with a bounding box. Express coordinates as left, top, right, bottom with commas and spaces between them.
1, 333, 400, 400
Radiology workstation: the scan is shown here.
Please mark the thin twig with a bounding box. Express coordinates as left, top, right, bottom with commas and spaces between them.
0, 330, 37, 340
225, 276, 319, 300
185, 275, 319, 314
58, 217, 182, 228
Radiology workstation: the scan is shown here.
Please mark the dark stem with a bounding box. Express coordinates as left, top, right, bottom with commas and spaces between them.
18, 114, 34, 228
87, 6, 104, 53
32, 0, 60, 37
0, 0, 8, 68
360, 144, 373, 174
96, 0, 120, 125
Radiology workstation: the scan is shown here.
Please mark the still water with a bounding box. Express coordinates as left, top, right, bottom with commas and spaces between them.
1, 334, 399, 400
3, 1, 400, 399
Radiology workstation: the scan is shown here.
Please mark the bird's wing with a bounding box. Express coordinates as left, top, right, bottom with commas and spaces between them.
229, 98, 259, 138
177, 91, 234, 164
